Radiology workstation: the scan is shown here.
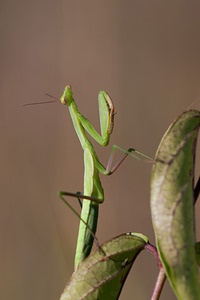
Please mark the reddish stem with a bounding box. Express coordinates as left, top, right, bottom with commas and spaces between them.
145, 242, 166, 299
151, 268, 166, 300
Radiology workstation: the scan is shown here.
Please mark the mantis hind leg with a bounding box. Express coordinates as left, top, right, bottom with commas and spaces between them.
58, 188, 103, 269
76, 191, 82, 208
57, 192, 100, 245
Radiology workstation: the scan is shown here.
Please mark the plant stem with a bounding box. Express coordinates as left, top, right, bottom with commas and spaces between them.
145, 243, 162, 267
151, 268, 166, 300
145, 243, 166, 299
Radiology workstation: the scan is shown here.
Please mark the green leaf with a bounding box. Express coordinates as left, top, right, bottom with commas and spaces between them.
60, 233, 148, 300
151, 110, 200, 299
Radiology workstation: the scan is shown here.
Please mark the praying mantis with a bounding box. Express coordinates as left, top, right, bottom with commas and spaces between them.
25, 85, 152, 270
56, 85, 152, 269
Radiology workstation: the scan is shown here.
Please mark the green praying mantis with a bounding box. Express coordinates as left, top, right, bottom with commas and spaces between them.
56, 85, 153, 269
25, 85, 152, 270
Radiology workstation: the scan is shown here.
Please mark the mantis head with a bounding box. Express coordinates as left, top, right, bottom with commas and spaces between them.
60, 85, 73, 106
24, 85, 73, 107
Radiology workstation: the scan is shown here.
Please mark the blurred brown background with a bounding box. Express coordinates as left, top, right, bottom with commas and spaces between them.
1, 1, 200, 299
